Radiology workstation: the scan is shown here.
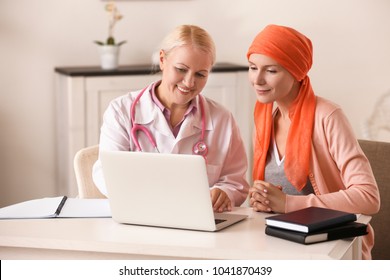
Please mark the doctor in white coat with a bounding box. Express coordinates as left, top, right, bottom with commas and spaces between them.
93, 25, 249, 212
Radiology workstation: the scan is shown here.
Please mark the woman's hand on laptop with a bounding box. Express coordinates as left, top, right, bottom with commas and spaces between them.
211, 189, 232, 213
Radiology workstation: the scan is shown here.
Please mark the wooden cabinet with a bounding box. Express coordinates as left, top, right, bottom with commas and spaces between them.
55, 64, 255, 196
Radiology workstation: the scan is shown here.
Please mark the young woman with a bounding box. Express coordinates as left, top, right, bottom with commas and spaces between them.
247, 24, 380, 259
92, 25, 249, 212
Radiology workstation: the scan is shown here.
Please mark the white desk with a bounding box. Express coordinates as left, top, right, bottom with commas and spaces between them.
0, 207, 367, 260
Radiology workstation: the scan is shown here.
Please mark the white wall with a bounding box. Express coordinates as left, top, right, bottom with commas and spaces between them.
1, 0, 389, 207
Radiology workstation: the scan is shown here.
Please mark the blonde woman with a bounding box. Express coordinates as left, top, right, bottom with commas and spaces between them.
93, 25, 249, 212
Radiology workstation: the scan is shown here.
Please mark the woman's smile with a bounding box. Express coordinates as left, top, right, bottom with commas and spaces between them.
255, 88, 272, 95
177, 85, 192, 94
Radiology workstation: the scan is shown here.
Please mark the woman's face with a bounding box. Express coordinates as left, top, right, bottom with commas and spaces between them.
158, 45, 213, 110
248, 53, 299, 106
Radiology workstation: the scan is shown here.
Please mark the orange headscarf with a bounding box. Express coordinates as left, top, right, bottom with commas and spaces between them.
247, 24, 316, 191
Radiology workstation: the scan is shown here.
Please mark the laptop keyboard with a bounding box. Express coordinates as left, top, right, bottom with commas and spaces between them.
215, 219, 227, 224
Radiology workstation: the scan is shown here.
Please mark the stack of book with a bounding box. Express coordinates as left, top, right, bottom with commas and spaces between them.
264, 207, 368, 244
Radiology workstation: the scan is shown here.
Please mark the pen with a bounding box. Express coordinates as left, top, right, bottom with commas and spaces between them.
55, 196, 68, 216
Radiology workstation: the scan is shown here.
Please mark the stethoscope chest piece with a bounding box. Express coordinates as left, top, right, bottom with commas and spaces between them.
192, 141, 208, 157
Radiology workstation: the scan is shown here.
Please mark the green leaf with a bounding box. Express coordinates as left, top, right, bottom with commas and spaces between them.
94, 40, 104, 45
116, 40, 127, 46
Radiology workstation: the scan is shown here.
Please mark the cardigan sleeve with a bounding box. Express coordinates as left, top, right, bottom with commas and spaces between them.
285, 99, 380, 215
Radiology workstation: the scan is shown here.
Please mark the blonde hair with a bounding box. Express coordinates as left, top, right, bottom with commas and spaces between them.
152, 25, 216, 71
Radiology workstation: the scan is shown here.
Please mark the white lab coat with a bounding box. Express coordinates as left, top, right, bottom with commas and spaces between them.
92, 82, 249, 206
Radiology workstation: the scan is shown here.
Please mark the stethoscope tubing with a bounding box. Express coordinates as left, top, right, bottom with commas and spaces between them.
130, 85, 208, 158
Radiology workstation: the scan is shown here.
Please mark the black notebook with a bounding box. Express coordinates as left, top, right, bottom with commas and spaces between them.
265, 207, 357, 233
265, 222, 368, 244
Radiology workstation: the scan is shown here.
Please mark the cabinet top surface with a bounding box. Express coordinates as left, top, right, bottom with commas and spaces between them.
55, 63, 248, 77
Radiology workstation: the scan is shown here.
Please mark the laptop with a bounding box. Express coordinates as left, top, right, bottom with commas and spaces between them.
100, 150, 248, 231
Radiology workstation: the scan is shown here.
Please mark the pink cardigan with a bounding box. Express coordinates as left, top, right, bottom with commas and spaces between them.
284, 96, 380, 259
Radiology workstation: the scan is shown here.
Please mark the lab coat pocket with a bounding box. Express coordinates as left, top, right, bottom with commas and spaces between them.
206, 164, 222, 186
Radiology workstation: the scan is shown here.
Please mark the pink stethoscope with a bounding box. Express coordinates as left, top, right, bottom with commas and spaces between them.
130, 86, 208, 159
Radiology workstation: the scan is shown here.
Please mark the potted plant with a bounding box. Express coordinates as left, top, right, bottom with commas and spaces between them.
95, 1, 126, 70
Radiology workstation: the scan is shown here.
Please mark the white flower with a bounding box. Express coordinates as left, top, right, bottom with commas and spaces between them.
94, 1, 126, 46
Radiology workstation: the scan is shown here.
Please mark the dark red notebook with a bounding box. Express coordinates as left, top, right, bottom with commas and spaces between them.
265, 207, 357, 233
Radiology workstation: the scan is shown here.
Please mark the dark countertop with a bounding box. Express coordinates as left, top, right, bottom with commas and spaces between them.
55, 63, 248, 77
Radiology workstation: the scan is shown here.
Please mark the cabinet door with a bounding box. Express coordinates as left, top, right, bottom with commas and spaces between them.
201, 72, 237, 116
85, 74, 160, 146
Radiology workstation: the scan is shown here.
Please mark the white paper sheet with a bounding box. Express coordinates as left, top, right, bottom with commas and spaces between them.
0, 197, 111, 219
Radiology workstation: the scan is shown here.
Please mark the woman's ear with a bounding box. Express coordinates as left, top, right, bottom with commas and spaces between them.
159, 50, 165, 71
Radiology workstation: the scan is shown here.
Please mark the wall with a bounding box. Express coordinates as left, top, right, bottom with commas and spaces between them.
0, 0, 389, 207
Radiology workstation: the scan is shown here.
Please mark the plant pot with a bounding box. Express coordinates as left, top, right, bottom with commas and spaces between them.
98, 45, 120, 70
